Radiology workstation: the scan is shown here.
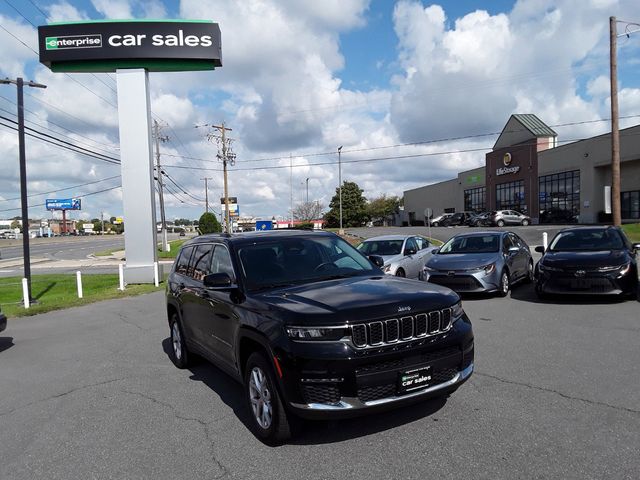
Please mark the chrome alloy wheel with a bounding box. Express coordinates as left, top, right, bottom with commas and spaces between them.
249, 366, 273, 430
171, 322, 182, 361
501, 272, 509, 294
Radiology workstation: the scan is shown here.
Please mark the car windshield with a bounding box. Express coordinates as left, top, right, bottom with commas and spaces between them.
239, 235, 377, 291
357, 239, 403, 256
439, 234, 500, 254
548, 229, 624, 251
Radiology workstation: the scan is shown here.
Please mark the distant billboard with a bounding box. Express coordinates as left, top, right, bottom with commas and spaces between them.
46, 198, 81, 211
255, 220, 272, 231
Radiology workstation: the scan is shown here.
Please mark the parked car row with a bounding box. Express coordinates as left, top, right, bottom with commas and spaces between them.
428, 210, 531, 227
362, 227, 639, 299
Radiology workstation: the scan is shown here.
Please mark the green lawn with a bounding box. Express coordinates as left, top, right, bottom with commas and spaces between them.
158, 239, 187, 259
622, 223, 640, 243
0, 274, 163, 318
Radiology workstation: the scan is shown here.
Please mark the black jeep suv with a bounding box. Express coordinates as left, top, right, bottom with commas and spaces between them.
166, 230, 474, 443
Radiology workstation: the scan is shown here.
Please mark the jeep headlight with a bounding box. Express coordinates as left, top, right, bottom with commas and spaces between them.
451, 301, 464, 323
286, 326, 346, 341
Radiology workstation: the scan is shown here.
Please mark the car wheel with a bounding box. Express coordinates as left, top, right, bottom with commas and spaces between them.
535, 282, 547, 300
244, 352, 292, 444
169, 314, 190, 369
497, 220, 505, 227
395, 268, 406, 277
432, 222, 439, 227
521, 219, 530, 226
498, 269, 510, 297
524, 260, 534, 283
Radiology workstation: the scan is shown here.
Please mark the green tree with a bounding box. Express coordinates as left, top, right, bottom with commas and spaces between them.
10, 219, 21, 233
198, 212, 222, 234
324, 181, 368, 228
367, 194, 402, 226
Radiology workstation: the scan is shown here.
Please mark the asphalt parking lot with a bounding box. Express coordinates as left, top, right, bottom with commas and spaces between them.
1, 285, 638, 479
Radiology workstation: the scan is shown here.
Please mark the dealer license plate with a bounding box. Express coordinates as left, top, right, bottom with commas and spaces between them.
398, 365, 432, 394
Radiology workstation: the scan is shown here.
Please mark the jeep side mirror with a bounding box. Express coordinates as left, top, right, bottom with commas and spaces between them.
203, 272, 234, 288
534, 245, 545, 253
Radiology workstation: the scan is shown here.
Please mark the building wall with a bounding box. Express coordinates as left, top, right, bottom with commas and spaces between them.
538, 124, 640, 223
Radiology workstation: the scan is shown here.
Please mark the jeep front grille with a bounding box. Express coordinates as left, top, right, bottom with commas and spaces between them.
350, 307, 454, 348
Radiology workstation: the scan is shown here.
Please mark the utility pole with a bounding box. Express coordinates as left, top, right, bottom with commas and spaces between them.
153, 120, 170, 251
201, 177, 213, 212
200, 123, 235, 233
290, 154, 293, 228
306, 177, 309, 203
0, 77, 46, 303
338, 146, 344, 235
101, 211, 105, 235
610, 16, 621, 226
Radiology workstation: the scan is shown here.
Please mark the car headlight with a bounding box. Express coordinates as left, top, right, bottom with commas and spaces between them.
483, 263, 495, 275
424, 265, 437, 272
286, 326, 347, 341
617, 263, 631, 276
382, 264, 391, 273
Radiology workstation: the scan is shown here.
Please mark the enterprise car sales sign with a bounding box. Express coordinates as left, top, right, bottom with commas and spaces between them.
38, 20, 222, 72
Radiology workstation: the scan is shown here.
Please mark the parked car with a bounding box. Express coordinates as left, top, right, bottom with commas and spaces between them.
534, 226, 639, 298
539, 208, 578, 224
466, 212, 490, 227
356, 234, 438, 279
441, 212, 474, 227
166, 230, 474, 443
424, 231, 533, 296
429, 213, 454, 227
489, 210, 531, 227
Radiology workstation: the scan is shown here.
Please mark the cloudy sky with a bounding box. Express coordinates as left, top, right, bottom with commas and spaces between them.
0, 0, 639, 223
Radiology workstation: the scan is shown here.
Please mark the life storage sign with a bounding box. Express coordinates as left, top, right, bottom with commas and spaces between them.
38, 20, 222, 72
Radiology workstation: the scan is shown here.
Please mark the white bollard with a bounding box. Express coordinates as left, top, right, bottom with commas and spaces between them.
76, 271, 83, 298
153, 261, 159, 287
542, 232, 548, 250
22, 278, 30, 309
118, 263, 125, 291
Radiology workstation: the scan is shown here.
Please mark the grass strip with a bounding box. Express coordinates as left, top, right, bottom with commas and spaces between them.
157, 239, 187, 259
0, 274, 163, 318
621, 223, 640, 243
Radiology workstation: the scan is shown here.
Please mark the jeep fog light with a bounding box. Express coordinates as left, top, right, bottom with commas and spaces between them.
286, 327, 345, 341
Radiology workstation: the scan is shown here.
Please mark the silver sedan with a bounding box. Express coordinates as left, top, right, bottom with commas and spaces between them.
357, 234, 438, 279
424, 231, 533, 296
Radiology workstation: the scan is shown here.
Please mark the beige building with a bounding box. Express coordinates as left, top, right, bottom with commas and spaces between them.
403, 115, 640, 225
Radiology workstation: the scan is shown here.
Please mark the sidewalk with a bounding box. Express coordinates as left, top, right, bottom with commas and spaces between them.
0, 250, 175, 271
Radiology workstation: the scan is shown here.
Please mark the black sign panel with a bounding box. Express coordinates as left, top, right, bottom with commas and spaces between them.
38, 20, 222, 72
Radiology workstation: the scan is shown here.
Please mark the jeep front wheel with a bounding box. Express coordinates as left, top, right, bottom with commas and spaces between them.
244, 352, 292, 444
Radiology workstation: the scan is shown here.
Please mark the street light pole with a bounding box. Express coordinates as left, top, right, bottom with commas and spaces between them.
306, 177, 309, 203
0, 77, 46, 303
338, 146, 343, 235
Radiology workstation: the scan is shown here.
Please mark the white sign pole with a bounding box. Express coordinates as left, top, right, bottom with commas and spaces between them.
153, 261, 159, 287
116, 69, 158, 283
118, 263, 125, 291
76, 271, 83, 298
542, 232, 548, 250
22, 278, 30, 309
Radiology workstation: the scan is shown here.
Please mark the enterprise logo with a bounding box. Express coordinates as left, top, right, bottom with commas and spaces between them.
45, 34, 102, 50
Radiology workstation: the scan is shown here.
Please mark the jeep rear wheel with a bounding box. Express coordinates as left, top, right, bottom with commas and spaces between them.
244, 352, 292, 444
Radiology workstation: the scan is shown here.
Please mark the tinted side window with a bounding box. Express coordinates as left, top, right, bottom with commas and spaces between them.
405, 237, 418, 253
192, 244, 213, 280
211, 245, 235, 281
414, 236, 429, 250
175, 246, 194, 275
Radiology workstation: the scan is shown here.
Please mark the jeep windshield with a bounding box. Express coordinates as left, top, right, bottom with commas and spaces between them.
238, 235, 378, 291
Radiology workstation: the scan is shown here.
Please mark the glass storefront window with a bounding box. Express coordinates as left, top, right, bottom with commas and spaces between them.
464, 186, 486, 212
621, 191, 639, 219
496, 180, 525, 213
539, 170, 580, 223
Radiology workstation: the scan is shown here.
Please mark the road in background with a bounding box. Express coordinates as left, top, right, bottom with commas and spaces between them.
0, 290, 638, 479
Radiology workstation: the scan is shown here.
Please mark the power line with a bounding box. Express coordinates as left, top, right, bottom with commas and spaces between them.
0, 118, 121, 165
162, 171, 206, 202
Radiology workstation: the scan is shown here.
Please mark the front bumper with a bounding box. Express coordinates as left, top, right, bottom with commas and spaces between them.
426, 271, 499, 293
280, 319, 474, 419
537, 270, 637, 295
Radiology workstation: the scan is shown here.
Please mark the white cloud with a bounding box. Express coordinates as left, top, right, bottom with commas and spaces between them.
46, 1, 88, 22
91, 0, 133, 19
0, 16, 38, 78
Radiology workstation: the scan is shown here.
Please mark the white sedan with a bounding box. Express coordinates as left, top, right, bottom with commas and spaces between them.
357, 234, 438, 279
